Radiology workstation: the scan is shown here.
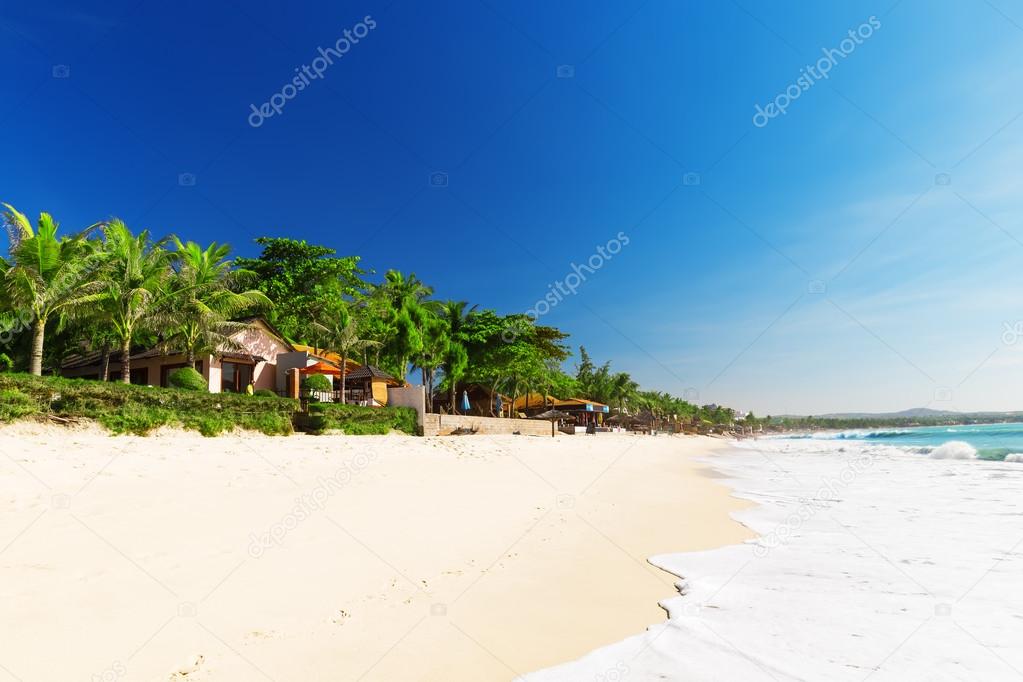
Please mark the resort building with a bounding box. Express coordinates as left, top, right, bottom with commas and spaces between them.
61, 317, 293, 393
61, 320, 402, 406
276, 344, 400, 406
511, 393, 611, 428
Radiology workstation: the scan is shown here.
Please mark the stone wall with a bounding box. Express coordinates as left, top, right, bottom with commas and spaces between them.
422, 413, 556, 437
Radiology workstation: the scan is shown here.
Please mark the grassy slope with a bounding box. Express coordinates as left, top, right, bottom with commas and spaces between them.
0, 373, 296, 436
0, 373, 419, 437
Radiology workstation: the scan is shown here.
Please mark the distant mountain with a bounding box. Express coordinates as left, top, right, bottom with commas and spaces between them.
820, 407, 961, 419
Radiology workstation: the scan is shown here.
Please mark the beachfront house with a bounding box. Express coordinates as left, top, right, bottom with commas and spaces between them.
276, 344, 400, 406
61, 317, 294, 393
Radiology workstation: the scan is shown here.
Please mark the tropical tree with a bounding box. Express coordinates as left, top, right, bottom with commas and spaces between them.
1, 204, 102, 375
95, 220, 172, 383
374, 270, 434, 381
609, 371, 639, 415
166, 238, 271, 368
309, 307, 380, 403
412, 313, 450, 413
234, 237, 367, 342
439, 300, 474, 411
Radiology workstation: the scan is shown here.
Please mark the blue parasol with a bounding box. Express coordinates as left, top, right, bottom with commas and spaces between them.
461, 390, 471, 414
495, 393, 503, 416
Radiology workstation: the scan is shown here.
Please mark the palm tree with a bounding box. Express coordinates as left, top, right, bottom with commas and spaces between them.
1, 204, 102, 375
609, 371, 639, 416
95, 220, 172, 383
309, 309, 379, 404
374, 270, 434, 382
411, 314, 449, 413
166, 238, 271, 368
440, 300, 474, 412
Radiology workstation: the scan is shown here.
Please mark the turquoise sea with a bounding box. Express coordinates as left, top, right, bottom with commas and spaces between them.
783, 422, 1023, 461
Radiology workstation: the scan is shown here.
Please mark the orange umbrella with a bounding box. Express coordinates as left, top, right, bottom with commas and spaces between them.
300, 360, 343, 376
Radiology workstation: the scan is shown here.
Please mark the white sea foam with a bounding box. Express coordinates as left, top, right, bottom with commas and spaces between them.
928, 440, 977, 459
521, 438, 1023, 681
1004, 453, 1023, 463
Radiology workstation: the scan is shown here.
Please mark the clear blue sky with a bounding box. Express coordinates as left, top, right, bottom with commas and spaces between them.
4, 1, 1023, 414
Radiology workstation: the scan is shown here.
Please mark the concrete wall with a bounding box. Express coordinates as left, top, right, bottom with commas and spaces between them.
386, 385, 425, 432
276, 351, 311, 393
422, 413, 556, 437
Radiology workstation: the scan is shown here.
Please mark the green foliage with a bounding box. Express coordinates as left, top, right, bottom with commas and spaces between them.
1, 205, 103, 375
371, 270, 435, 381
167, 366, 207, 391
0, 373, 295, 436
164, 238, 271, 364
95, 220, 173, 383
303, 402, 417, 435
301, 373, 332, 391
233, 237, 367, 343
0, 353, 12, 372
253, 388, 277, 398
0, 388, 40, 421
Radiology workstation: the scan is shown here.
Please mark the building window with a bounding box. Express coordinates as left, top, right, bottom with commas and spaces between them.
130, 368, 149, 386
221, 362, 253, 393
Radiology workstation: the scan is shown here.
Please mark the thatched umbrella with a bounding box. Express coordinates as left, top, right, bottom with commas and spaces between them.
531, 409, 571, 437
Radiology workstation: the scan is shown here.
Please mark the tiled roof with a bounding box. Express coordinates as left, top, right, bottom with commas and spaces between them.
345, 365, 397, 382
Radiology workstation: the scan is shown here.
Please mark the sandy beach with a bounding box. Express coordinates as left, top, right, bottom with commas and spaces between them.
0, 428, 751, 681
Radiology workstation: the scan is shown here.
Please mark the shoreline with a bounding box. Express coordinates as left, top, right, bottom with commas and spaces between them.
0, 428, 752, 681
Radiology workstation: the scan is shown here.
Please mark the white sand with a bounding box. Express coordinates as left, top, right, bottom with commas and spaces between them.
0, 427, 749, 681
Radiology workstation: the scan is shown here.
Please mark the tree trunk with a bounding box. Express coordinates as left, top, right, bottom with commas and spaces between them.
120, 334, 132, 384
450, 383, 457, 417
421, 367, 432, 412
340, 353, 347, 404
188, 348, 197, 370
29, 318, 45, 376
101, 344, 111, 382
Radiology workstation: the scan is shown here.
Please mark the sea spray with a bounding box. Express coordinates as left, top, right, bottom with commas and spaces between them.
928, 440, 976, 460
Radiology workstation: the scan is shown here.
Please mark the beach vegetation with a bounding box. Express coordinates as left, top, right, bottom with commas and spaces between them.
0, 372, 297, 435
301, 401, 418, 435
166, 366, 207, 391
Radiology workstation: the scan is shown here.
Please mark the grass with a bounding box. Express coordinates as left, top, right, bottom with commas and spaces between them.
302, 401, 418, 435
0, 373, 297, 436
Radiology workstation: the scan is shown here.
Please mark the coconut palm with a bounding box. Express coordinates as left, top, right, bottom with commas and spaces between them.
374, 270, 435, 381
440, 300, 475, 412
1, 204, 102, 375
309, 309, 380, 404
165, 238, 272, 368
609, 371, 639, 415
95, 219, 173, 383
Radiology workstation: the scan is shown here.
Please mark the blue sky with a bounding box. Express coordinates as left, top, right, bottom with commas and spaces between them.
3, 1, 1023, 414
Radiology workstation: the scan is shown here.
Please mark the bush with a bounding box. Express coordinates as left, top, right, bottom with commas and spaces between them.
301, 374, 332, 392
253, 388, 277, 398
0, 388, 40, 422
167, 367, 207, 392
303, 402, 418, 435
0, 353, 12, 372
